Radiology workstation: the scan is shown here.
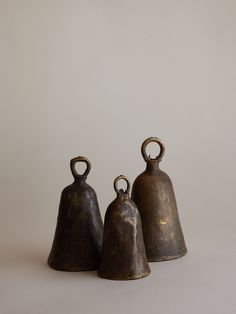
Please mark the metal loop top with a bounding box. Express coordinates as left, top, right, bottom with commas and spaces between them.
70, 156, 91, 179
114, 175, 131, 195
141, 137, 165, 162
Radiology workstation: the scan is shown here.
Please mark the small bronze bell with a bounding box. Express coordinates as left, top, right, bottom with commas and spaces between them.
98, 175, 150, 280
48, 156, 103, 271
132, 137, 187, 262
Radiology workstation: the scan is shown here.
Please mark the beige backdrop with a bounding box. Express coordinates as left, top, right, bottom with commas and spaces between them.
0, 1, 236, 313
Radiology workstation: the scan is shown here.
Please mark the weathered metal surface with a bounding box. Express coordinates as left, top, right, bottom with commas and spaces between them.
132, 137, 187, 262
48, 156, 103, 271
98, 175, 150, 280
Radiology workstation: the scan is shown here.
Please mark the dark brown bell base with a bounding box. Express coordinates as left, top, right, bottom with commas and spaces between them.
98, 271, 151, 281
148, 250, 187, 262
48, 262, 97, 272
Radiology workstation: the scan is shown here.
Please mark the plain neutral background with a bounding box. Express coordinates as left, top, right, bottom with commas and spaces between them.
0, 1, 236, 313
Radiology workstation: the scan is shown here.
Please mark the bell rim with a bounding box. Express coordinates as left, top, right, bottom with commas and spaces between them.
147, 249, 187, 262
48, 263, 98, 272
97, 270, 151, 281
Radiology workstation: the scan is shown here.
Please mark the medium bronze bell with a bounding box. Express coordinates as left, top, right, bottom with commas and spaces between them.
98, 175, 150, 280
48, 156, 103, 271
132, 137, 187, 262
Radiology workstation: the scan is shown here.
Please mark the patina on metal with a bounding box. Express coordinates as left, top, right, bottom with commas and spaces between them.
98, 175, 150, 280
131, 137, 187, 262
48, 156, 103, 271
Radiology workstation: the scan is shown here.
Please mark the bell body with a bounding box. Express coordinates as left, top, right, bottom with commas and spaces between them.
132, 138, 187, 262
98, 176, 150, 280
48, 157, 103, 271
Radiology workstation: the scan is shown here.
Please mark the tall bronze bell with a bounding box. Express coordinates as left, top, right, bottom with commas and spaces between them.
132, 137, 187, 262
98, 175, 150, 280
48, 156, 103, 271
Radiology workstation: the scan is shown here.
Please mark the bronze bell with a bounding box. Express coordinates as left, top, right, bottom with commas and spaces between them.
98, 175, 150, 280
48, 156, 103, 271
132, 137, 187, 262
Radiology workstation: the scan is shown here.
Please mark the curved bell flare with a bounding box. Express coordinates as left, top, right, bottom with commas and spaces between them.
98, 175, 150, 280
131, 137, 187, 262
48, 156, 103, 271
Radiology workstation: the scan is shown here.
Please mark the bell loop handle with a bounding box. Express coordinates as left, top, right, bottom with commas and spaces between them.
114, 175, 131, 195
141, 137, 165, 162
70, 156, 91, 179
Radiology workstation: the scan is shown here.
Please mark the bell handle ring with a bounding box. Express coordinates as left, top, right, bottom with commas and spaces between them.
141, 137, 165, 162
114, 175, 131, 195
70, 156, 91, 179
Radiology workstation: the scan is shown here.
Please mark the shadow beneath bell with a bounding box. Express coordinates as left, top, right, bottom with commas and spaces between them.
23, 252, 98, 277
0, 247, 100, 279
47, 265, 99, 278
63, 269, 99, 279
